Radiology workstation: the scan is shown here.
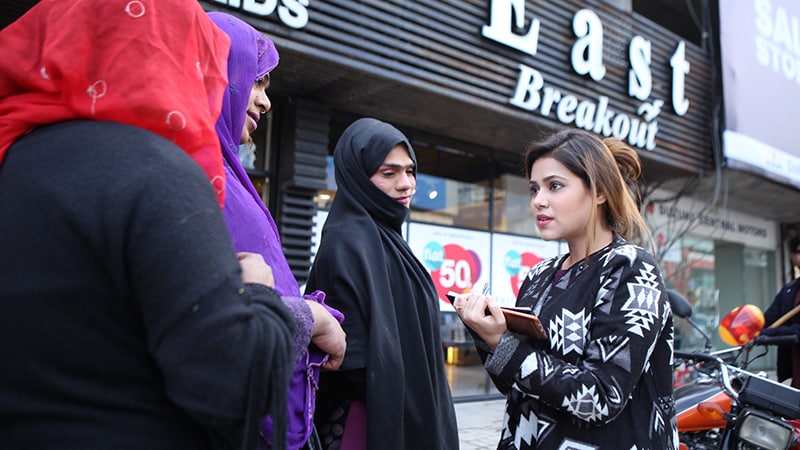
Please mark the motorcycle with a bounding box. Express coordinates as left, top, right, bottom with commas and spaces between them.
670, 290, 740, 448
675, 338, 800, 449
670, 291, 800, 449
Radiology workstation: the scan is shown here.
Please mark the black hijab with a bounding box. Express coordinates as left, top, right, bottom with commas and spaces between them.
306, 118, 459, 449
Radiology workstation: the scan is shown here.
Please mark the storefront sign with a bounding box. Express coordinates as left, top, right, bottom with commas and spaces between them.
720, 0, 800, 189
483, 0, 691, 151
407, 223, 491, 310
644, 190, 777, 250
490, 233, 561, 307
210, 0, 309, 29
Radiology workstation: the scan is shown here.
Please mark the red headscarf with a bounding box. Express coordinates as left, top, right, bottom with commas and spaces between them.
0, 0, 231, 205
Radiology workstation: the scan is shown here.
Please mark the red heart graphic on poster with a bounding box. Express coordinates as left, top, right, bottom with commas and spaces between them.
511, 252, 543, 297
430, 243, 481, 302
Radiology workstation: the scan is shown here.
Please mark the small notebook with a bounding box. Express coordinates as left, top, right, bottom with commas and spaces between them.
446, 291, 547, 340
500, 306, 547, 340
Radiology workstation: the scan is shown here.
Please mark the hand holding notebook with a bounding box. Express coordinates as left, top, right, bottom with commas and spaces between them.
447, 291, 547, 340
498, 306, 547, 340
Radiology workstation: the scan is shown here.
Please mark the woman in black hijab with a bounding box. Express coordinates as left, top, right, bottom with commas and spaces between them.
306, 118, 459, 450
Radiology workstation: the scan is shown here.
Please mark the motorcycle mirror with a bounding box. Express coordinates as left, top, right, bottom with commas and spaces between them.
668, 289, 713, 351
667, 290, 693, 319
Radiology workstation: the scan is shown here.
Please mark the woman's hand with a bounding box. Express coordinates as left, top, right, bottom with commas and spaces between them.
452, 291, 507, 349
237, 252, 274, 287
306, 301, 347, 370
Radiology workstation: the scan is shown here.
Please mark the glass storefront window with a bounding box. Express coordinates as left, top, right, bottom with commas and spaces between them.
410, 172, 490, 229
493, 172, 539, 237
662, 237, 718, 350
663, 236, 776, 362
408, 139, 491, 230
400, 138, 502, 397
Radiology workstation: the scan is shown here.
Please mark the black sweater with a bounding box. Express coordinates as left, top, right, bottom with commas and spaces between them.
0, 121, 295, 450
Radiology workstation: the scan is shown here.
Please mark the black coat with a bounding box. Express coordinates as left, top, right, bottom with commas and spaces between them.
764, 278, 800, 383
305, 118, 459, 450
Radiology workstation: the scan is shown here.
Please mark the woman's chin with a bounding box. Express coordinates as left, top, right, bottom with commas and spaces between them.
537, 229, 559, 241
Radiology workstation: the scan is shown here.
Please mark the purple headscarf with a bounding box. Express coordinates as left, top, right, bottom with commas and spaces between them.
209, 13, 344, 450
208, 12, 300, 298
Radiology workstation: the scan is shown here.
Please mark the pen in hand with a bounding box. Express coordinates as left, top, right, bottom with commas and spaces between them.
481, 283, 493, 315
447, 283, 492, 315
446, 282, 489, 304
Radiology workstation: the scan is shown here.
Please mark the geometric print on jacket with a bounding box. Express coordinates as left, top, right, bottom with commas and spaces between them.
477, 236, 678, 449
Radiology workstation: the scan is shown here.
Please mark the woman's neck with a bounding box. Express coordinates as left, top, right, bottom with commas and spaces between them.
563, 229, 614, 269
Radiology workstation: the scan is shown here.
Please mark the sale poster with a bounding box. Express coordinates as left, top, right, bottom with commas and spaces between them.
407, 223, 491, 310
490, 233, 561, 307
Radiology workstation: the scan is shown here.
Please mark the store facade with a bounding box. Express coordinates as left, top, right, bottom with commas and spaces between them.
1, 0, 798, 401
1, 0, 793, 399
197, 0, 727, 397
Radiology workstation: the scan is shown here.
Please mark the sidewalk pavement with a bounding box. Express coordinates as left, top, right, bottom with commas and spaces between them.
454, 398, 505, 450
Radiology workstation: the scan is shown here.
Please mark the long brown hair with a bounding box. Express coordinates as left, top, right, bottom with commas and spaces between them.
524, 128, 654, 260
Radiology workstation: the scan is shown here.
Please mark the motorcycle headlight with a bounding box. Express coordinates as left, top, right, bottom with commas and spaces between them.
737, 410, 793, 450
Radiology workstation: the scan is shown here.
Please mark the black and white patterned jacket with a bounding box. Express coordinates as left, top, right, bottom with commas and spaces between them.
476, 236, 677, 450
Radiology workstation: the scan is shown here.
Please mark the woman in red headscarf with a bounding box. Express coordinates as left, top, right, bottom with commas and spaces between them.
0, 1, 296, 449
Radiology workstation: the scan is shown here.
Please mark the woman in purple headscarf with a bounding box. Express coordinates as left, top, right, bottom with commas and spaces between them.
207, 12, 346, 450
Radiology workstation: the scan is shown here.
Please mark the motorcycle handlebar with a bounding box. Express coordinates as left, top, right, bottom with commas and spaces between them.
674, 334, 798, 363
674, 349, 719, 363
673, 350, 740, 401
749, 334, 799, 346
674, 334, 798, 402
